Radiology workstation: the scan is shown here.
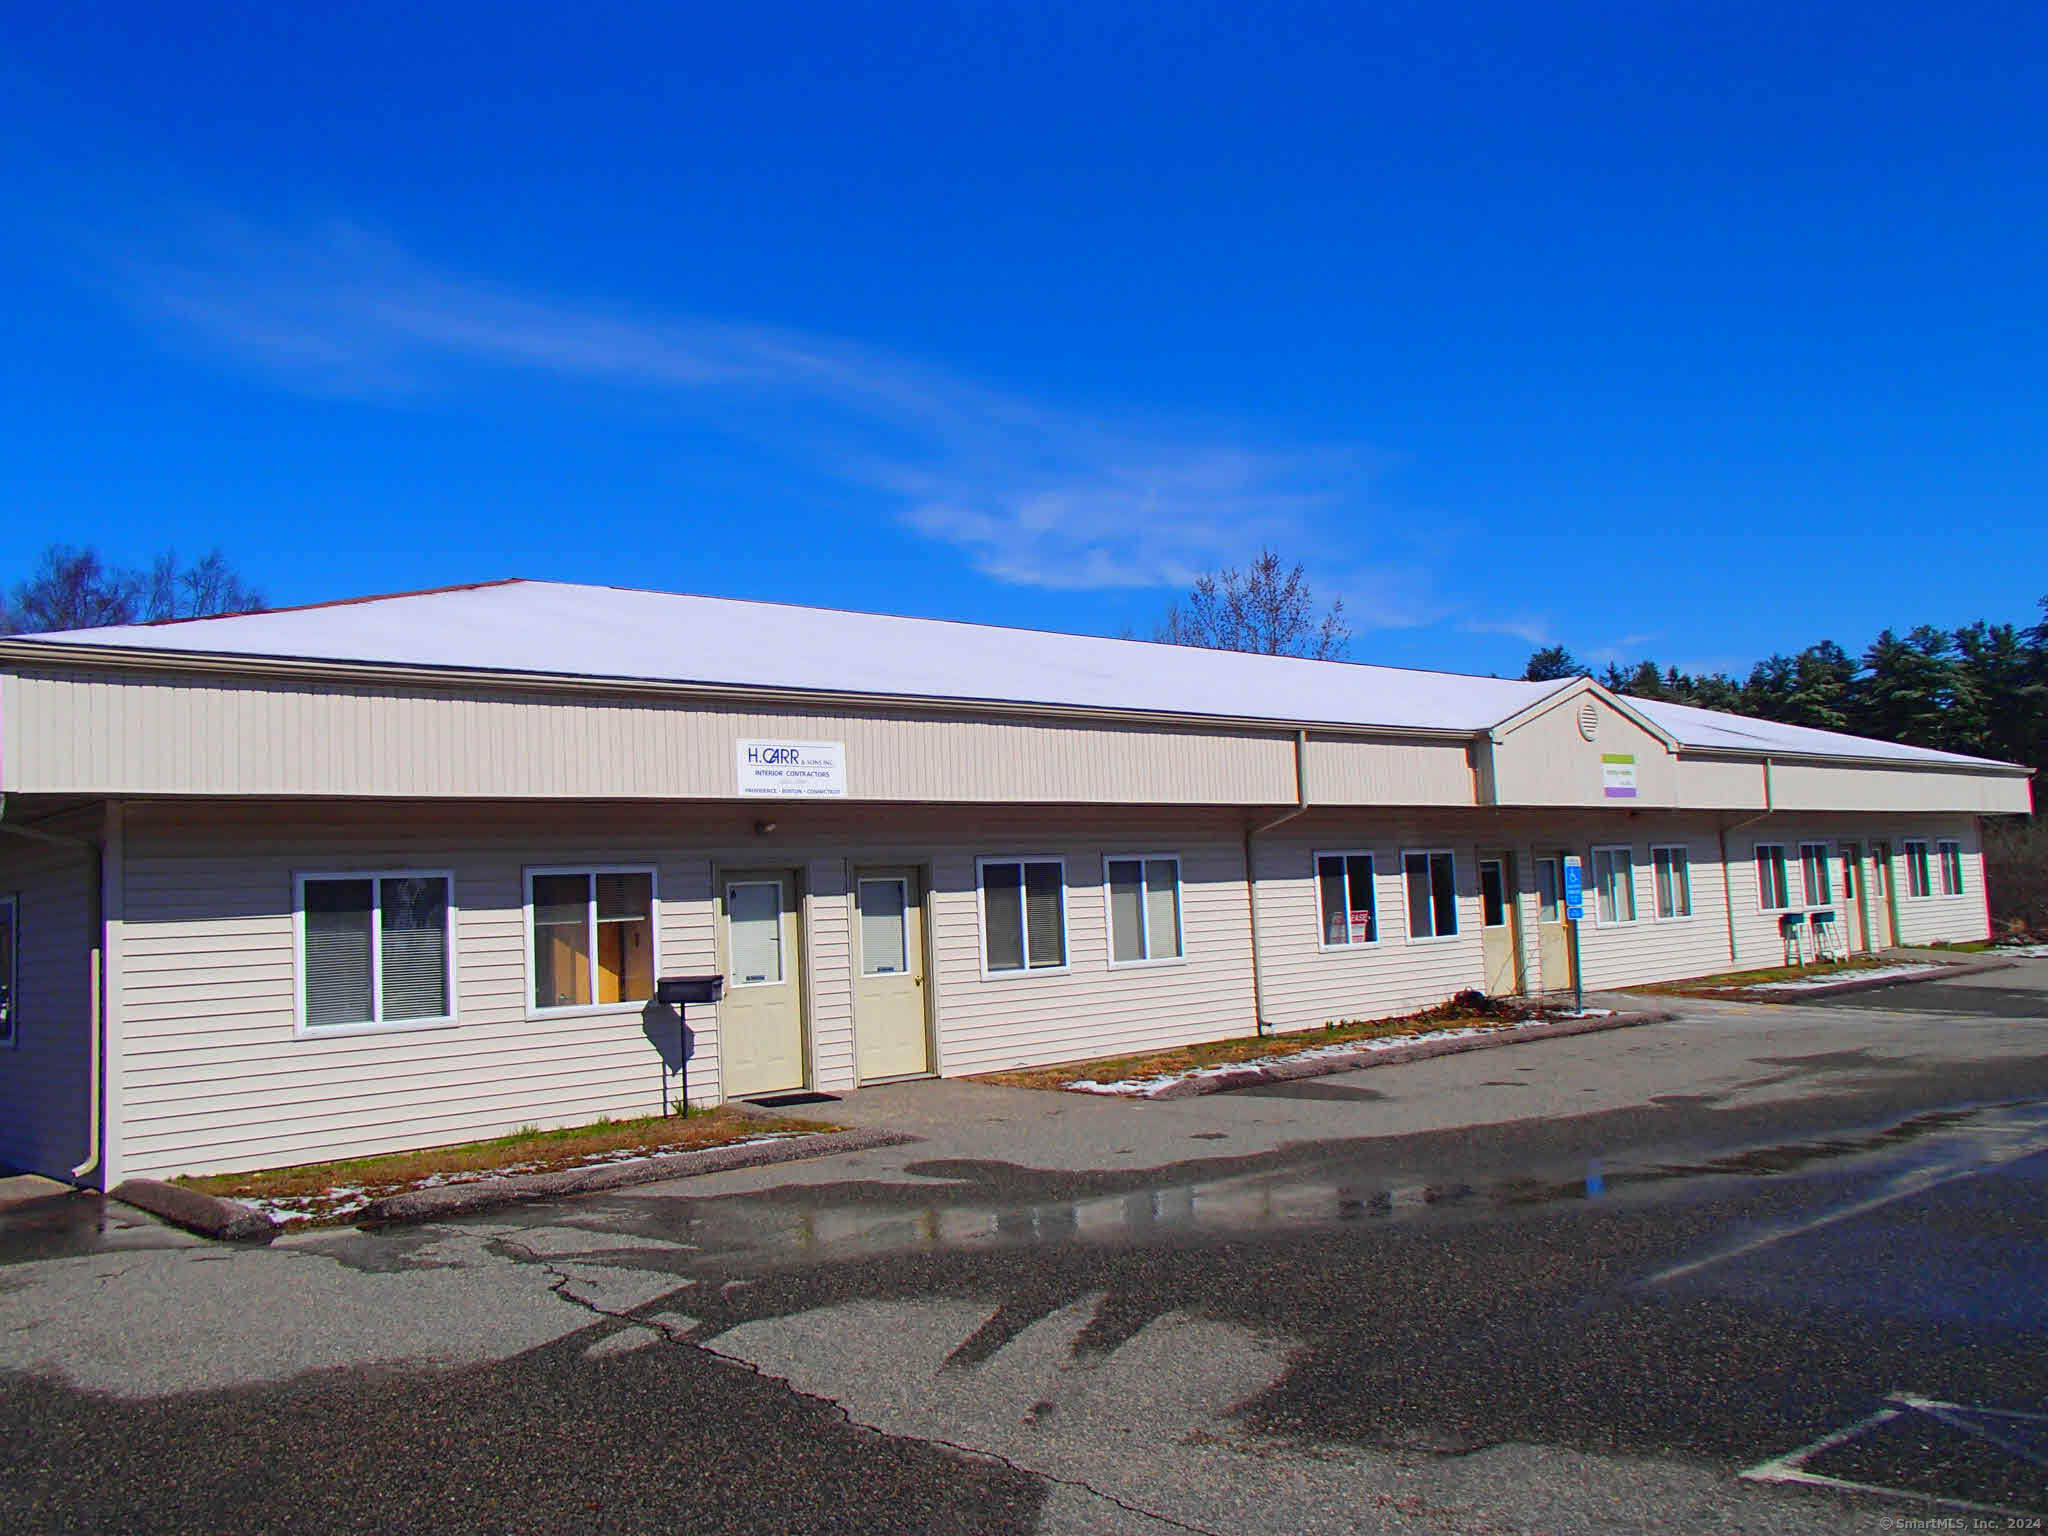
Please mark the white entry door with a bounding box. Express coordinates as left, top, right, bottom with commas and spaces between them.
853, 867, 931, 1081
720, 869, 805, 1098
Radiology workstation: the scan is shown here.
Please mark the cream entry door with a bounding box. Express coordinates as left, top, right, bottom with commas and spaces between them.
1868, 844, 1897, 949
1534, 855, 1576, 994
720, 869, 806, 1098
1838, 843, 1866, 952
853, 867, 931, 1081
1478, 855, 1522, 995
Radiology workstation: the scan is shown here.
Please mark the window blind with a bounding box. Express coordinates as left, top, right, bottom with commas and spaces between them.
304, 879, 375, 1027
1108, 860, 1145, 962
1024, 862, 1065, 968
1145, 859, 1182, 958
380, 877, 450, 1021
982, 863, 1025, 970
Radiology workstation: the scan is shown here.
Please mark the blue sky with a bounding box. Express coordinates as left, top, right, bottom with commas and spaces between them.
3, 2, 2041, 677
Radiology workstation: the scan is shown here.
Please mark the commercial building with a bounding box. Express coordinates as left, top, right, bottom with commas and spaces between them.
0, 580, 2028, 1184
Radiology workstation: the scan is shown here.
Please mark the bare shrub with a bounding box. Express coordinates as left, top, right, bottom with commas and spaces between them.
1984, 818, 2048, 938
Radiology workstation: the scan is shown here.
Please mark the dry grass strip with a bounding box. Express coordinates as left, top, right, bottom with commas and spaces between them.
177, 1107, 828, 1206
975, 992, 1558, 1092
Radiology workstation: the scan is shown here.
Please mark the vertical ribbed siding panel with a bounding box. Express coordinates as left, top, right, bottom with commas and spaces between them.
0, 840, 96, 1181
927, 839, 1256, 1076
3, 671, 1306, 804
805, 859, 856, 1091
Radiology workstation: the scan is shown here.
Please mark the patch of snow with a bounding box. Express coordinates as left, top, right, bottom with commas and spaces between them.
1994, 943, 2048, 958
231, 1132, 819, 1224
1743, 963, 1946, 993
1065, 1017, 1575, 1097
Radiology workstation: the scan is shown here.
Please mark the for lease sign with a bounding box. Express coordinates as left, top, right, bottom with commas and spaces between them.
1601, 753, 1638, 799
737, 740, 847, 797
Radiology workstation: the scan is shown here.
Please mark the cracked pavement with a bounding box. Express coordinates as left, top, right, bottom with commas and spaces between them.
4, 969, 2048, 1531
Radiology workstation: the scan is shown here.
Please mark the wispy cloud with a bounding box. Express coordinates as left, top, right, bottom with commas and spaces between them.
115, 219, 1390, 596
1584, 632, 1659, 666
1462, 614, 1556, 647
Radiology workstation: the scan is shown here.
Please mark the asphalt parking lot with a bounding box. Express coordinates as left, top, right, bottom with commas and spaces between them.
3, 962, 2045, 1533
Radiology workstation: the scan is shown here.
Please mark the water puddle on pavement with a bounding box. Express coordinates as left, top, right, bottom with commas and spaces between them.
647, 1097, 2048, 1268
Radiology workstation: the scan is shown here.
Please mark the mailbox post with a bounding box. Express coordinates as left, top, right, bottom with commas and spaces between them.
654, 975, 725, 1117
1561, 856, 1586, 1014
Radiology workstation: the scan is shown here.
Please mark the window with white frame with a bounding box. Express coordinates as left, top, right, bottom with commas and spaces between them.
980, 858, 1067, 972
0, 895, 16, 1047
1651, 846, 1692, 920
1403, 851, 1458, 940
1592, 846, 1636, 924
529, 868, 656, 1011
298, 873, 454, 1030
1536, 858, 1563, 923
1754, 845, 1791, 911
1106, 856, 1184, 964
1316, 852, 1378, 946
1799, 843, 1832, 906
1903, 840, 1932, 899
1939, 840, 1966, 897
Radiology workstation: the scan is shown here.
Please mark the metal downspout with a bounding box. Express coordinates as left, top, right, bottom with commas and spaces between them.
0, 797, 107, 1184
1719, 757, 1774, 968
1245, 730, 1310, 1036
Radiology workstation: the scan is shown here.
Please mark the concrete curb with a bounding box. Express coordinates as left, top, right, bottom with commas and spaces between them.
355, 1127, 920, 1226
1108, 1011, 1675, 1101
111, 1178, 280, 1243
1701, 957, 2015, 1003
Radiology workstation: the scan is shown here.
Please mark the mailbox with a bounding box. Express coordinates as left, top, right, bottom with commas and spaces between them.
653, 976, 722, 1118
656, 975, 724, 1006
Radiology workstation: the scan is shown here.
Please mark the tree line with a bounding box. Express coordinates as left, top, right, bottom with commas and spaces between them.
0, 546, 264, 635
1138, 551, 2045, 783
1522, 601, 2048, 778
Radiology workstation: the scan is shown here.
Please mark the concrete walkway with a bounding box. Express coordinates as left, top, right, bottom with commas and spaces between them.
0, 1174, 68, 1211
662, 963, 2048, 1202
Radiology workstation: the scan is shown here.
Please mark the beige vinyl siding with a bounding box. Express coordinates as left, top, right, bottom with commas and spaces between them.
1675, 756, 1768, 809
804, 859, 856, 1091
1304, 737, 1475, 805
1486, 696, 1679, 808
1562, 819, 1734, 990
112, 801, 1263, 1174
0, 837, 97, 1182
1725, 818, 1989, 965
1888, 826, 1989, 947
926, 840, 1256, 1076
5, 669, 1300, 806
1768, 762, 2031, 815
118, 826, 719, 1179
1250, 817, 1490, 1033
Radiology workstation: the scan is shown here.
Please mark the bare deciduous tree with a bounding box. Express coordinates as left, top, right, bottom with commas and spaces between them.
3, 545, 264, 635
139, 549, 266, 622
1154, 549, 1350, 660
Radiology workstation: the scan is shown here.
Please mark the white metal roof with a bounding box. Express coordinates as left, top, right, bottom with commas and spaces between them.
1629, 696, 2006, 768
13, 578, 2021, 768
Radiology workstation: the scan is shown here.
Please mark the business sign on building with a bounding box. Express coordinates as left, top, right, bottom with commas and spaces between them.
1601, 753, 1638, 799
737, 740, 847, 797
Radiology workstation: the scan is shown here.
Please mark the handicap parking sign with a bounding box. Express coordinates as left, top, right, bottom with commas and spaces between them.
1562, 856, 1584, 921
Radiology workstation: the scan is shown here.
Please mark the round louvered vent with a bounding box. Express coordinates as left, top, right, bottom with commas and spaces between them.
1578, 700, 1600, 741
